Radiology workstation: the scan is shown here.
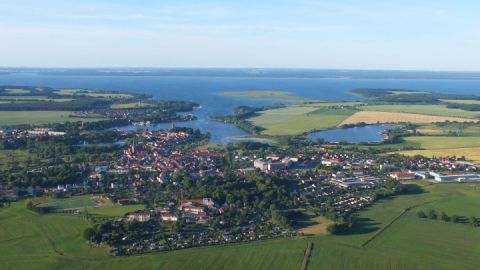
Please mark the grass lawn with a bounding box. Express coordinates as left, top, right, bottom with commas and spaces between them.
88, 204, 145, 217
36, 195, 97, 210
0, 111, 105, 126
2, 183, 480, 269
249, 107, 356, 135
362, 104, 480, 119
33, 195, 144, 216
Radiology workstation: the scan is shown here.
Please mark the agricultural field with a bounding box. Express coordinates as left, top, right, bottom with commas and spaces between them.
340, 111, 474, 125
391, 128, 480, 162
2, 182, 480, 269
0, 111, 105, 126
292, 101, 366, 108
5, 88, 31, 94
249, 107, 356, 135
361, 104, 480, 119
55, 88, 133, 98
441, 99, 480, 105
0, 95, 49, 100
111, 102, 157, 109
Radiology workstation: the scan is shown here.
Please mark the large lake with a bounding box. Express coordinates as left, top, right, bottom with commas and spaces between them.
1, 72, 480, 143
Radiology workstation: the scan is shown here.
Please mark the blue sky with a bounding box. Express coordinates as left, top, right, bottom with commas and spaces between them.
1, 0, 479, 70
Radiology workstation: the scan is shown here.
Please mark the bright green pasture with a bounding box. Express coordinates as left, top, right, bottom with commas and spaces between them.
249, 107, 356, 135
3, 183, 480, 269
55, 89, 132, 98
111, 102, 157, 109
362, 104, 480, 119
37, 196, 96, 210
0, 111, 105, 126
5, 88, 31, 94
401, 136, 480, 149
441, 99, 480, 105
88, 204, 145, 217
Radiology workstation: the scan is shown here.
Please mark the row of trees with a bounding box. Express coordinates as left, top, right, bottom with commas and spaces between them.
417, 210, 480, 226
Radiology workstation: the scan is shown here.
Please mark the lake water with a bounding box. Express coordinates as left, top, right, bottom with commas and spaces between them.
308, 124, 398, 143
1, 71, 480, 143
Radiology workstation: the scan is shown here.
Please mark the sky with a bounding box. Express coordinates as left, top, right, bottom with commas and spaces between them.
0, 0, 479, 70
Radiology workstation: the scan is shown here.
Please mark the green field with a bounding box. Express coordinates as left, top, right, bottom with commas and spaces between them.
0, 111, 105, 126
0, 95, 49, 100
362, 104, 480, 119
55, 89, 133, 98
393, 134, 480, 162
37, 196, 97, 210
111, 102, 157, 109
249, 107, 357, 135
292, 101, 366, 108
2, 182, 480, 269
441, 99, 480, 105
5, 88, 31, 94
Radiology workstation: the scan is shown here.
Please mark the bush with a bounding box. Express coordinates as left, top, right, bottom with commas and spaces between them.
417, 211, 427, 218
440, 212, 450, 222
428, 210, 437, 220
83, 228, 96, 241
451, 215, 460, 223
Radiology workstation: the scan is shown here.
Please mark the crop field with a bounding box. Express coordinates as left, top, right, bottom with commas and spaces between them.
293, 102, 366, 108
249, 107, 356, 135
2, 182, 480, 269
5, 88, 31, 94
111, 102, 157, 109
398, 147, 480, 163
55, 89, 133, 98
401, 136, 480, 150
0, 111, 105, 126
361, 104, 480, 119
340, 111, 475, 125
441, 99, 480, 105
0, 95, 49, 100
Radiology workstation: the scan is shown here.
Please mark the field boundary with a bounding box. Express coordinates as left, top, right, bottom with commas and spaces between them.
361, 200, 437, 248
299, 242, 313, 270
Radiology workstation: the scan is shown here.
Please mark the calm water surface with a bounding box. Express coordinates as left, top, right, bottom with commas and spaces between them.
1, 73, 479, 143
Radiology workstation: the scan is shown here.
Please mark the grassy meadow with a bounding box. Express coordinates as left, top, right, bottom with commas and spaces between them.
249, 107, 356, 135
361, 104, 480, 119
2, 182, 480, 269
394, 131, 480, 162
0, 111, 105, 126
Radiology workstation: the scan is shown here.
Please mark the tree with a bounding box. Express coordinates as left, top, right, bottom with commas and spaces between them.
440, 212, 450, 222
470, 216, 479, 227
83, 228, 96, 241
451, 215, 460, 223
417, 210, 427, 218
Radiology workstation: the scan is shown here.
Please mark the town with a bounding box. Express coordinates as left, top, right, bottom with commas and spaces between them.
1, 124, 479, 255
